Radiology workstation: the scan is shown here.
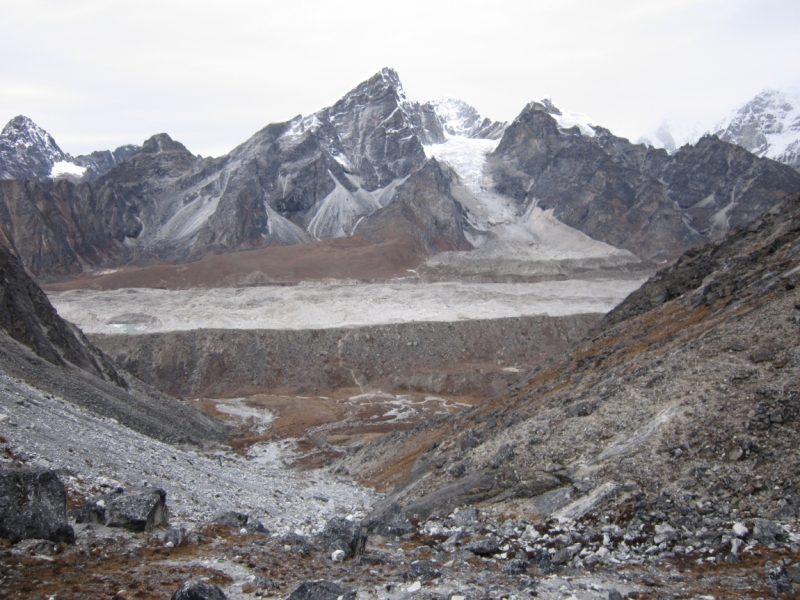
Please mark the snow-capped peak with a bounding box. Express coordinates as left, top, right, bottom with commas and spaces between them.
713, 88, 800, 169
637, 120, 706, 153
533, 97, 596, 137
428, 97, 506, 140
0, 115, 69, 179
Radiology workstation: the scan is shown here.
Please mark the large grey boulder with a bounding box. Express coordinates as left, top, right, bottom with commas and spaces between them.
319, 516, 367, 558
0, 468, 74, 544
170, 581, 227, 600
106, 487, 168, 532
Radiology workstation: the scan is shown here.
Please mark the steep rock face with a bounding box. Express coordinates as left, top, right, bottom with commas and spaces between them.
357, 159, 472, 256
713, 89, 800, 171
320, 67, 442, 189
0, 244, 118, 380
0, 243, 227, 444
341, 189, 800, 522
0, 177, 140, 277
488, 102, 800, 260
0, 116, 69, 180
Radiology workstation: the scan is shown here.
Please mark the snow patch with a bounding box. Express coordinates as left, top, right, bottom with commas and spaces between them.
50, 161, 86, 178
424, 136, 499, 194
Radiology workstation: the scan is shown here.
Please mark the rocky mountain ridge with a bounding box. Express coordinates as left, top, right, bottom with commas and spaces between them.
0, 115, 139, 182
0, 243, 226, 444
1, 71, 799, 281
714, 88, 800, 171
488, 101, 800, 260
640, 87, 800, 172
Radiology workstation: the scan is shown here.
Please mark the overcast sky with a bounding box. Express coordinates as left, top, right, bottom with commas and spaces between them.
2, 0, 799, 157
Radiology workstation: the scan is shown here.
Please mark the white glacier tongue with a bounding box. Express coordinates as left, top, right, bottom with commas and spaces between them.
424, 136, 499, 194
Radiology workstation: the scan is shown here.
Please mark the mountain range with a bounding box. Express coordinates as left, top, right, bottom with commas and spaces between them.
0, 69, 799, 281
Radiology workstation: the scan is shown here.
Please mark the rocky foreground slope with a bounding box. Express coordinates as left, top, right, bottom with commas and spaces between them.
339, 188, 800, 557
0, 244, 226, 444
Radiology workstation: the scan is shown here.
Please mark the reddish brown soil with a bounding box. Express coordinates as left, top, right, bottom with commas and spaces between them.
206, 390, 483, 471
42, 236, 423, 291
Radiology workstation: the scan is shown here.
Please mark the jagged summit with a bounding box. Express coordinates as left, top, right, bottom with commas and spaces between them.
0, 115, 69, 179
428, 98, 506, 140
140, 132, 192, 154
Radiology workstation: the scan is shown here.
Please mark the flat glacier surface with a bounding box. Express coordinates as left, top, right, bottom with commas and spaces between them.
48, 279, 645, 334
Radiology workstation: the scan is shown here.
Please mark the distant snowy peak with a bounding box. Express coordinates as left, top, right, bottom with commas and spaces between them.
0, 115, 69, 179
713, 88, 800, 170
428, 98, 506, 140
0, 114, 140, 181
532, 98, 596, 137
637, 121, 705, 153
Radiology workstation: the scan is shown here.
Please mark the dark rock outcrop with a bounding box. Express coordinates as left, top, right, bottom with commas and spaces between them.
0, 468, 74, 544
73, 144, 140, 181
362, 501, 416, 537
0, 244, 229, 445
357, 158, 472, 256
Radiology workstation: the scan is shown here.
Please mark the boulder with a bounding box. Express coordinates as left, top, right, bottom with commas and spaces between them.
106, 487, 168, 532
170, 581, 227, 600
69, 498, 106, 524
490, 444, 515, 469
164, 526, 186, 547
0, 468, 74, 544
287, 580, 355, 600
502, 558, 529, 575
362, 501, 416, 536
214, 510, 249, 529
320, 516, 367, 558
767, 562, 793, 596
453, 506, 480, 528
552, 542, 582, 565
465, 537, 500, 556
752, 518, 787, 547
402, 559, 441, 582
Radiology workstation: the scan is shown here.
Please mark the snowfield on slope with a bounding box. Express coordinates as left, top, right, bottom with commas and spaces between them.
48, 279, 644, 334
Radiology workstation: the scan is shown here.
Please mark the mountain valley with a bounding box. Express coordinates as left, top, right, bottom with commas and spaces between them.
2, 68, 800, 599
